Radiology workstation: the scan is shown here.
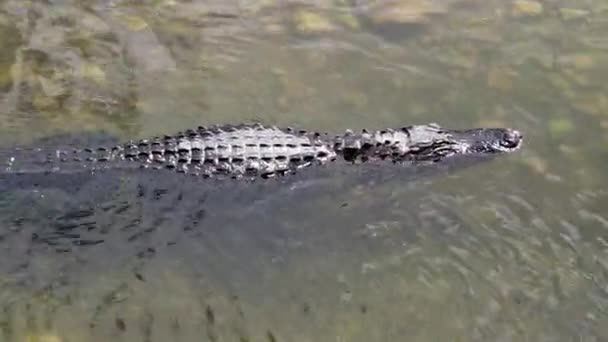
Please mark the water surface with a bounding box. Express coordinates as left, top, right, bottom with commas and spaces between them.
0, 0, 607, 341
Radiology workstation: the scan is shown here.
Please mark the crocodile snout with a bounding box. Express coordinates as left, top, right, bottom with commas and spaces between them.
501, 129, 523, 149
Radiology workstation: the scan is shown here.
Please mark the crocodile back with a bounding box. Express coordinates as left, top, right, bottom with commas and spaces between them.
119, 124, 337, 178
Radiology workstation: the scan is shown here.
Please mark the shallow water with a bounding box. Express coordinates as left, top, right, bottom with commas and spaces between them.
0, 0, 607, 341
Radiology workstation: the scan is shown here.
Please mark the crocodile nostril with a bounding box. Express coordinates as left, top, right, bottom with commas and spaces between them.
501, 129, 522, 148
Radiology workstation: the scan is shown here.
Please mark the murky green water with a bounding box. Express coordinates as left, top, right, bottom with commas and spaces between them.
0, 0, 607, 341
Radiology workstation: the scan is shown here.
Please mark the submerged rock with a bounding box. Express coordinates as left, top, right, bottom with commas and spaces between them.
293, 9, 336, 34
24, 334, 64, 342
487, 66, 519, 91
358, 0, 448, 41
367, 0, 446, 25
549, 118, 575, 137
559, 8, 590, 21
511, 0, 543, 17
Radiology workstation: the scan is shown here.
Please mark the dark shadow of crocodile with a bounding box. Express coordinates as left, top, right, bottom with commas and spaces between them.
0, 159, 502, 267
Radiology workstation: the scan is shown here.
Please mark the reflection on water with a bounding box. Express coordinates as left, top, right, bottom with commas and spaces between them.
0, 0, 607, 341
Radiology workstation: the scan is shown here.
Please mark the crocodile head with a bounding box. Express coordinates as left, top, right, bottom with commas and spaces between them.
402, 124, 523, 162
337, 124, 523, 163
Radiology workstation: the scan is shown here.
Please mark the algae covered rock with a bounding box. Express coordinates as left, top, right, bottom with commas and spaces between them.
548, 118, 575, 137
367, 0, 446, 25
511, 0, 543, 17
293, 9, 336, 34
24, 334, 64, 342
559, 8, 590, 21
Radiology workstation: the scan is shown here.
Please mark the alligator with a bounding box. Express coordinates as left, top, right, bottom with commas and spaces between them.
0, 122, 523, 297
1, 122, 522, 181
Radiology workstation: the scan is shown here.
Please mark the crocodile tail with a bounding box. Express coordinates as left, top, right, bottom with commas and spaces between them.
0, 145, 133, 175
1, 147, 58, 175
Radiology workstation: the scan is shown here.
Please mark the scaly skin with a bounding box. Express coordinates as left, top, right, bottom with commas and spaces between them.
1, 123, 523, 179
